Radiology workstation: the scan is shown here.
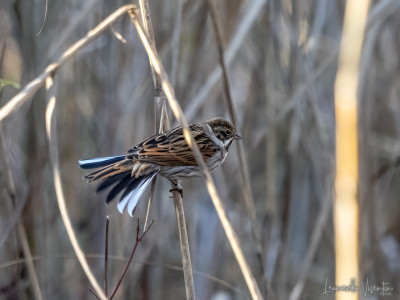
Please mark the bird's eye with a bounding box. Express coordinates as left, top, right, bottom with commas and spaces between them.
225, 130, 231, 136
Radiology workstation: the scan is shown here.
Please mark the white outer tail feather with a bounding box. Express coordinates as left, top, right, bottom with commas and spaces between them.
79, 155, 125, 169
117, 172, 158, 216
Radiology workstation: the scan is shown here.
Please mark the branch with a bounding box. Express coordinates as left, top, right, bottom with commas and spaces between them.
109, 219, 154, 300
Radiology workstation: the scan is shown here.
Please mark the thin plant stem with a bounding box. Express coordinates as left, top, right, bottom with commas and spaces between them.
288, 183, 333, 300
144, 176, 157, 231
138, 1, 196, 298
45, 75, 107, 300
206, 0, 261, 256
0, 4, 137, 123
104, 216, 110, 297
139, 0, 161, 90
184, 0, 267, 121
130, 14, 263, 300
89, 289, 101, 300
0, 254, 245, 296
140, 0, 162, 232
0, 4, 262, 299
109, 219, 154, 300
0, 127, 43, 300
172, 184, 196, 300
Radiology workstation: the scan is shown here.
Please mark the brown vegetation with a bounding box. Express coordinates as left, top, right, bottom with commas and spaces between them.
0, 0, 400, 299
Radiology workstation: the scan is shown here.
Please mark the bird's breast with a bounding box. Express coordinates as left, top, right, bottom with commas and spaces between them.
158, 148, 227, 179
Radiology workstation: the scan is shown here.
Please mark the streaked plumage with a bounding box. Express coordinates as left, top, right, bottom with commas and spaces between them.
79, 117, 241, 216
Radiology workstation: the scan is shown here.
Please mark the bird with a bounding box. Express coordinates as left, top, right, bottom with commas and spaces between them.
79, 117, 241, 216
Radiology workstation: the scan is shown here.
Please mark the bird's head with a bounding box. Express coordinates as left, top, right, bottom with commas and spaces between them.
206, 117, 242, 149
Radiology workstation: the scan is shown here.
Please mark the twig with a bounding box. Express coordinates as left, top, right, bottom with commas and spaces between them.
89, 288, 101, 300
109, 219, 155, 300
45, 75, 107, 300
104, 216, 110, 297
0, 4, 138, 123
129, 13, 263, 300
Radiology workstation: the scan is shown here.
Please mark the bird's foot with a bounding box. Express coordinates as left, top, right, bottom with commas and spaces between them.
169, 181, 183, 198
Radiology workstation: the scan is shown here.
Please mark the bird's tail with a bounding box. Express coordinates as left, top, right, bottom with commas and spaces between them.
79, 156, 158, 216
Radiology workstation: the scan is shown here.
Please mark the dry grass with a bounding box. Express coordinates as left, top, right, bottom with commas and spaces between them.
1, 1, 400, 299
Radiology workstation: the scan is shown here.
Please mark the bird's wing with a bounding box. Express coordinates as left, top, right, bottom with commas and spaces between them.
127, 124, 219, 166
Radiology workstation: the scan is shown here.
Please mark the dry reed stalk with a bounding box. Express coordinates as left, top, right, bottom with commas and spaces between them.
169, 0, 183, 87
288, 183, 333, 300
140, 0, 161, 232
140, 0, 161, 233
0, 4, 137, 123
0, 253, 246, 295
0, 45, 43, 300
45, 76, 107, 300
130, 14, 263, 300
160, 100, 196, 299
159, 57, 196, 300
0, 127, 43, 300
184, 0, 267, 121
139, 0, 161, 91
0, 4, 261, 298
138, 1, 196, 298
334, 1, 370, 300
160, 100, 196, 300
172, 184, 196, 300
206, 0, 262, 264
104, 216, 109, 297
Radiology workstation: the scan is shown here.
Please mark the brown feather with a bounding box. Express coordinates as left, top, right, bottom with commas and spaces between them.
126, 124, 219, 167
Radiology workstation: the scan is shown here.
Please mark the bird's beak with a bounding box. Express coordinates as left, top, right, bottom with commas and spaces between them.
234, 133, 242, 140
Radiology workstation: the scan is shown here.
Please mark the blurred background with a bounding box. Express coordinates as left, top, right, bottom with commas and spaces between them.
1, 0, 400, 299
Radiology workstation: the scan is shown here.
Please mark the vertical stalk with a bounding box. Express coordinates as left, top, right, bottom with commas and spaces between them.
334, 0, 370, 299
173, 186, 196, 300
138, 2, 196, 298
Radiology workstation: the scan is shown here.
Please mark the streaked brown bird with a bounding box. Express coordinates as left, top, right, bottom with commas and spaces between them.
79, 117, 241, 216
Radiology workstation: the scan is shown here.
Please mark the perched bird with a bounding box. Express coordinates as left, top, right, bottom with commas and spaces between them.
79, 117, 241, 216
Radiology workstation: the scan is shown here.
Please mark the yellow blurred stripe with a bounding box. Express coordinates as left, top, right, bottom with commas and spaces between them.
334, 0, 370, 300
